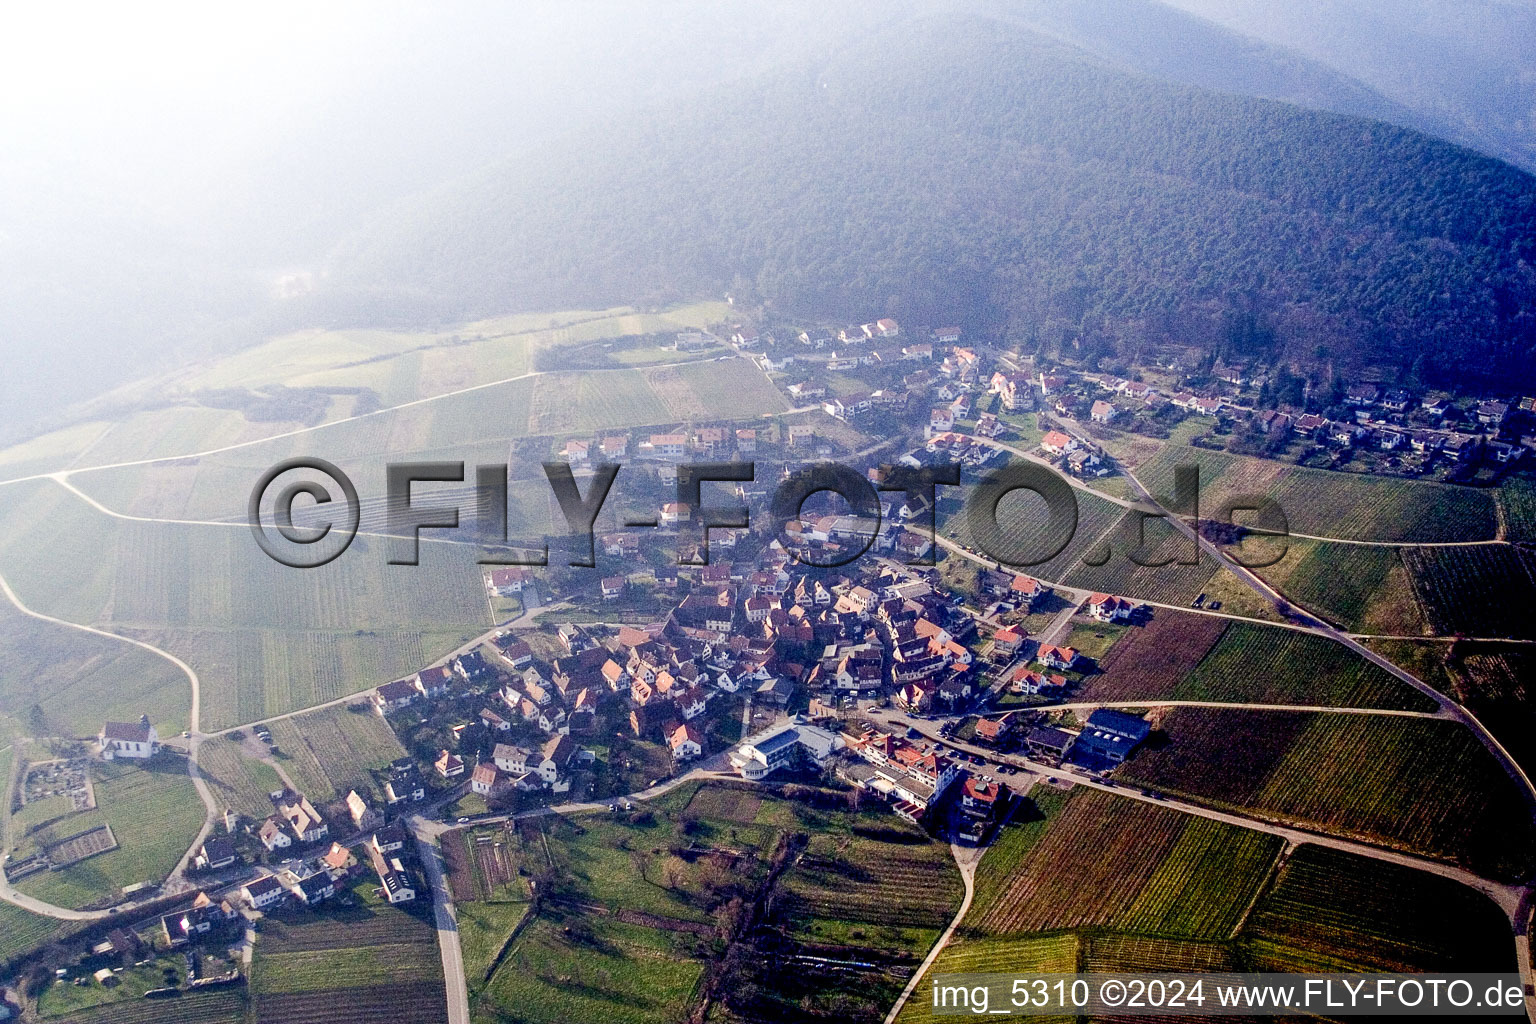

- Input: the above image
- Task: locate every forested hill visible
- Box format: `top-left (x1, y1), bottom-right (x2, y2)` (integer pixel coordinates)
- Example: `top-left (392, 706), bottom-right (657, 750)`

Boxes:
top-left (327, 13), bottom-right (1536, 389)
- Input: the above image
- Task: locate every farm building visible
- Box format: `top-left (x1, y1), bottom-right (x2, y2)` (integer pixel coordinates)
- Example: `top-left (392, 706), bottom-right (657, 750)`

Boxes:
top-left (1074, 709), bottom-right (1151, 764)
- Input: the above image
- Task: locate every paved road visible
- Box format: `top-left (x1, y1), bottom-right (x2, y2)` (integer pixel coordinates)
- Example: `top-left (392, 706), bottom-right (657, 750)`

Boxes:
top-left (974, 699), bottom-right (1448, 720)
top-left (411, 818), bottom-right (470, 1024)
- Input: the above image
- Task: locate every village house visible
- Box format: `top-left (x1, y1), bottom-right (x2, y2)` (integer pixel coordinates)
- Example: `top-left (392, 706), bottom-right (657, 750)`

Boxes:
top-left (1086, 594), bottom-right (1136, 623)
top-left (486, 567), bottom-right (533, 596)
top-left (373, 677), bottom-right (419, 715)
top-left (1025, 725), bottom-right (1077, 761)
top-left (194, 836), bottom-right (238, 871)
top-left (1040, 430), bottom-right (1077, 456)
top-left (435, 750), bottom-right (466, 778)
top-left (241, 874), bottom-right (287, 912)
top-left (257, 817), bottom-right (292, 852)
top-left (669, 722), bottom-right (705, 761)
top-left (471, 762), bottom-right (513, 800)
top-left (368, 844), bottom-right (417, 904)
top-left (275, 790), bottom-right (329, 844)
top-left (1036, 645), bottom-right (1080, 671)
top-left (1090, 400), bottom-right (1117, 423)
top-left (346, 790), bottom-right (383, 831)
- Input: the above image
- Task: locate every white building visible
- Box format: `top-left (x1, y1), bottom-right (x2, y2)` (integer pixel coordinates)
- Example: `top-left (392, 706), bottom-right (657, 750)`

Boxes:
top-left (729, 718), bottom-right (843, 781)
top-left (98, 716), bottom-right (158, 759)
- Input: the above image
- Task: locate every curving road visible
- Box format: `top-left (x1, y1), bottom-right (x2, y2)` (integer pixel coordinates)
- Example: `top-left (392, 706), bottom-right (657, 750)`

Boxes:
top-left (0, 571), bottom-right (219, 921)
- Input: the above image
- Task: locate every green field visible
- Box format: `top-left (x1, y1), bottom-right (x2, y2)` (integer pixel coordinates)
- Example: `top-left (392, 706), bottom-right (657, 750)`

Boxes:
top-left (14, 756), bottom-right (206, 909)
top-left (0, 898), bottom-right (78, 972)
top-left (1244, 844), bottom-right (1514, 972)
top-left (1138, 444), bottom-right (1499, 542)
top-left (1400, 545), bottom-right (1536, 640)
top-left (1256, 538), bottom-right (1426, 635)
top-left (1171, 622), bottom-right (1436, 710)
top-left (1499, 474), bottom-right (1536, 543)
top-left (777, 831), bottom-right (962, 954)
top-left (263, 702), bottom-right (409, 804)
top-left (1061, 513), bottom-right (1219, 606)
top-left (970, 789), bottom-right (1277, 939)
top-left (37, 987), bottom-right (249, 1024)
top-left (248, 874), bottom-right (445, 1024)
top-left (894, 934), bottom-right (1080, 1024)
top-left (459, 783), bottom-right (964, 1024)
top-left (478, 914), bottom-right (705, 1024)
top-left (1120, 710), bottom-right (1535, 880)
top-left (941, 482), bottom-right (1123, 585)
top-left (196, 736), bottom-right (288, 819)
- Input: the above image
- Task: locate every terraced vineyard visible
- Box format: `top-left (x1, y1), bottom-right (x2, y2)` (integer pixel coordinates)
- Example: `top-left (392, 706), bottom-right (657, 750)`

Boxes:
top-left (777, 833), bottom-right (963, 934)
top-left (1171, 623), bottom-right (1435, 710)
top-left (1062, 514), bottom-right (1219, 605)
top-left (1137, 445), bottom-right (1499, 542)
top-left (972, 791), bottom-right (1183, 935)
top-left (1083, 933), bottom-right (1241, 973)
top-left (45, 988), bottom-right (250, 1024)
top-left (1244, 845), bottom-right (1515, 973)
top-left (1077, 611), bottom-right (1227, 702)
top-left (250, 876), bottom-right (445, 1024)
top-left (1255, 538), bottom-right (1424, 635)
top-left (265, 702), bottom-right (408, 803)
top-left (1119, 819), bottom-right (1283, 939)
top-left (1121, 710), bottom-right (1536, 880)
top-left (1401, 545), bottom-right (1536, 640)
top-left (195, 736), bottom-right (287, 818)
top-left (894, 935), bottom-right (1080, 1024)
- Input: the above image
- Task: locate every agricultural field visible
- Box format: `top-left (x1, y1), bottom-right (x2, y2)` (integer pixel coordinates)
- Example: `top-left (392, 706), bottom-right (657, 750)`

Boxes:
top-left (1243, 845), bottom-right (1515, 973)
top-left (129, 626), bottom-right (473, 733)
top-left (1137, 444), bottom-right (1499, 542)
top-left (1118, 819), bottom-right (1283, 940)
top-left (1498, 474), bottom-right (1536, 543)
top-left (249, 875), bottom-right (445, 1023)
top-left (1171, 623), bottom-right (1436, 710)
top-left (775, 831), bottom-right (963, 953)
top-left (195, 736), bottom-right (288, 819)
top-left (663, 358), bottom-right (788, 419)
top-left (894, 935), bottom-right (1079, 1024)
top-left (1121, 710), bottom-right (1536, 880)
top-left (461, 783), bottom-right (962, 1024)
top-left (1363, 638), bottom-right (1457, 695)
top-left (1401, 545), bottom-right (1536, 640)
top-left (943, 484), bottom-right (1123, 587)
top-left (1449, 644), bottom-right (1536, 779)
top-left (1062, 513), bottom-right (1220, 606)
top-left (1255, 538), bottom-right (1425, 635)
top-left (970, 789), bottom-right (1274, 938)
top-left (263, 702), bottom-right (408, 804)
top-left (477, 915), bottom-right (705, 1024)
top-left (1077, 611), bottom-right (1227, 702)
top-left (13, 756), bottom-right (206, 910)
top-left (0, 478), bottom-right (488, 730)
top-left (0, 899), bottom-right (78, 973)
top-left (1082, 932), bottom-right (1242, 973)
top-left (441, 823), bottom-right (532, 903)
top-left (38, 987), bottom-right (250, 1024)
